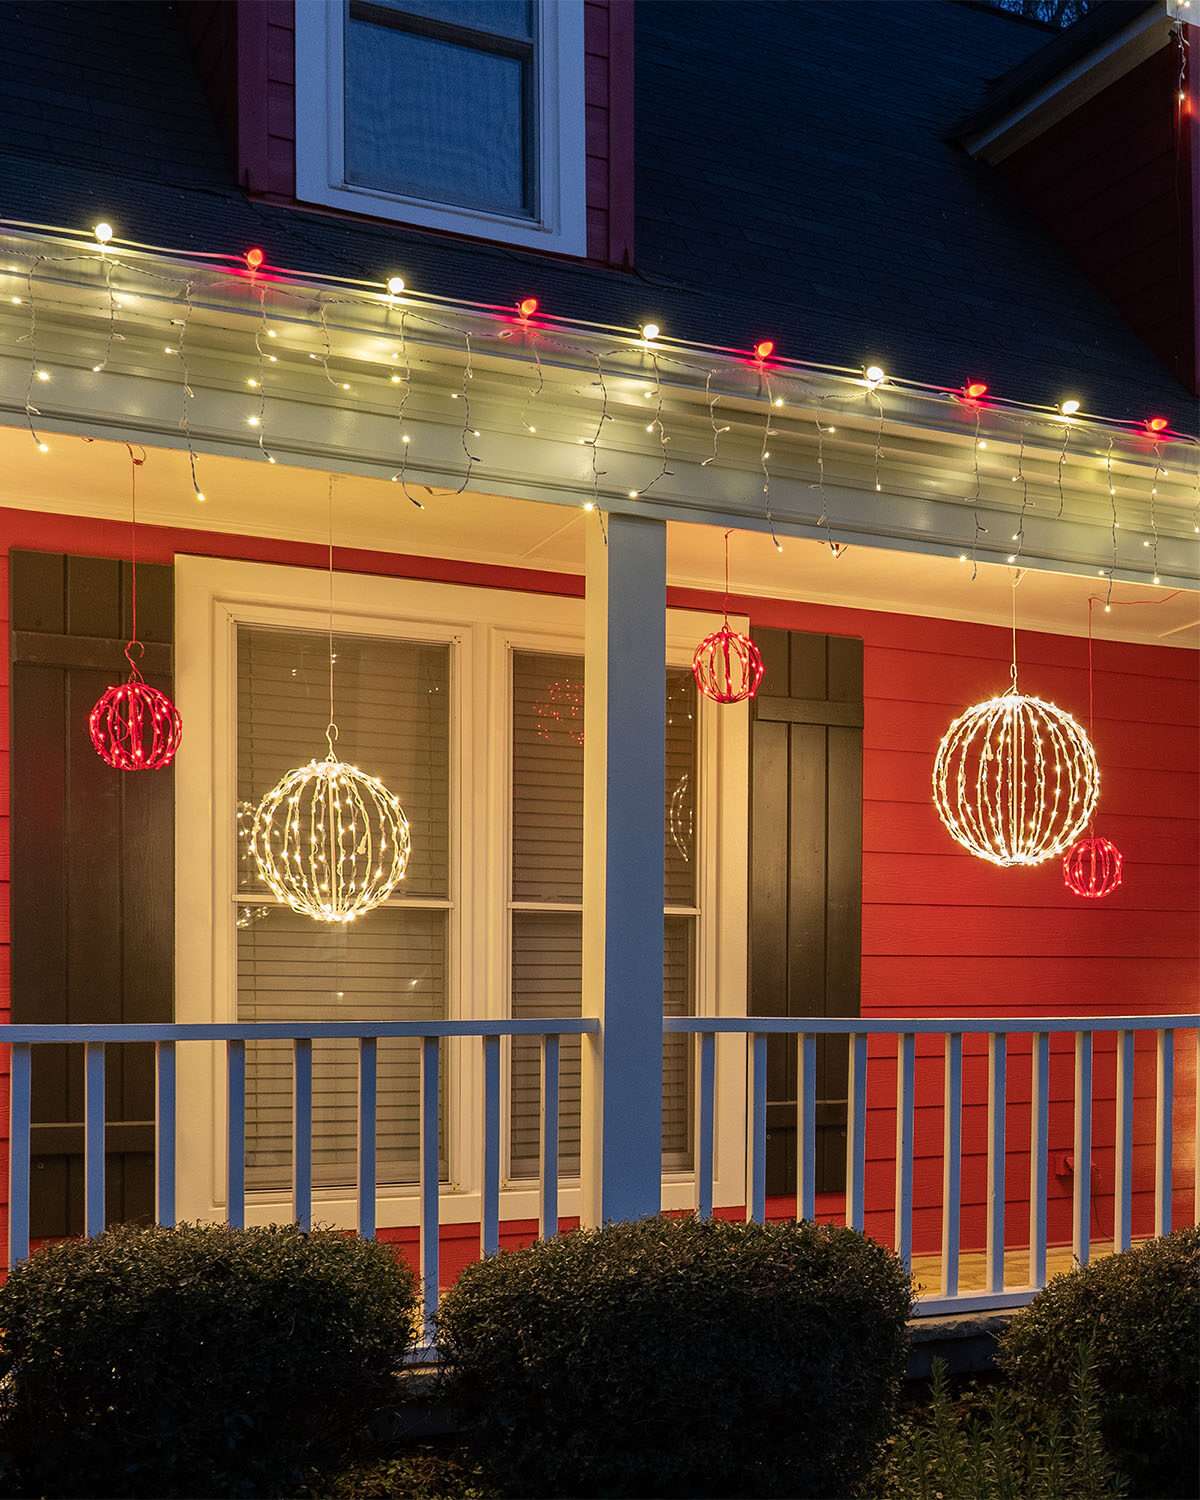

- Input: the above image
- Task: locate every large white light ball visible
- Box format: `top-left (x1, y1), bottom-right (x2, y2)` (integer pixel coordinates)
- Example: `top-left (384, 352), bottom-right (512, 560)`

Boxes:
top-left (251, 755), bottom-right (411, 922)
top-left (932, 690), bottom-right (1099, 867)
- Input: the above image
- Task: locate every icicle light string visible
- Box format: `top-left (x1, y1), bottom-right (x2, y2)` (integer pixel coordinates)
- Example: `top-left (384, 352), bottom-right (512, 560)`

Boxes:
top-left (1105, 434), bottom-right (1118, 609)
top-left (1146, 440), bottom-right (1162, 581)
top-left (519, 329), bottom-right (544, 434)
top-left (388, 309), bottom-right (423, 509)
top-left (90, 255), bottom-right (123, 374)
top-left (870, 386), bottom-right (885, 493)
top-left (251, 283), bottom-right (276, 465)
top-left (20, 254), bottom-right (48, 451)
top-left (1008, 422), bottom-right (1030, 563)
top-left (759, 371), bottom-right (782, 552)
top-left (701, 368), bottom-right (730, 467)
top-left (634, 349), bottom-right (673, 497)
top-left (1055, 420), bottom-right (1070, 517)
top-left (173, 279), bottom-right (205, 500)
top-left (450, 331), bottom-right (482, 495)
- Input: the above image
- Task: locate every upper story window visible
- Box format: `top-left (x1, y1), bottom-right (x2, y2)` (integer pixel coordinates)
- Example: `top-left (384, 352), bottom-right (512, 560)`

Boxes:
top-left (295, 0), bottom-right (587, 254)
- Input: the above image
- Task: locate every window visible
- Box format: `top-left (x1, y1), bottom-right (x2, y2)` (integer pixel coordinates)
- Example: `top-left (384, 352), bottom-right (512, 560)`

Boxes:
top-left (295, 0), bottom-right (587, 254)
top-left (174, 559), bottom-right (747, 1227)
top-left (508, 653), bottom-right (699, 1178)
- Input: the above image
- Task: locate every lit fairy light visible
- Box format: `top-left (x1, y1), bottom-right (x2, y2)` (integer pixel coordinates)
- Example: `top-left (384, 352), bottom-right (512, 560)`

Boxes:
top-left (535, 678), bottom-right (585, 746)
top-left (669, 771), bottom-right (694, 862)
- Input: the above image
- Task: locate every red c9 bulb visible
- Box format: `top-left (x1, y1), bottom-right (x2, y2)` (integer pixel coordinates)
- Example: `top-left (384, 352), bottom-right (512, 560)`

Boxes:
top-left (518, 297), bottom-right (539, 318)
top-left (753, 340), bottom-right (775, 361)
top-left (245, 248), bottom-right (264, 270)
top-left (1146, 416), bottom-right (1169, 432)
top-left (965, 381), bottom-right (988, 399)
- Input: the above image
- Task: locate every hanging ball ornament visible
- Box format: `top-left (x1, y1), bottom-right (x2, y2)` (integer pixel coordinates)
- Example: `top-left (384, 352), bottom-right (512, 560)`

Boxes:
top-left (251, 750), bottom-right (411, 923)
top-left (1063, 834), bottom-right (1123, 899)
top-left (932, 689), bottom-right (1099, 867)
top-left (89, 651), bottom-right (183, 771)
top-left (692, 622), bottom-right (765, 705)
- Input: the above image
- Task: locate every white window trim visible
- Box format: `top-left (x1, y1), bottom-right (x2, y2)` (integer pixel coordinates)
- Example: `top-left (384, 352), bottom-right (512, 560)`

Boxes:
top-left (174, 555), bottom-right (748, 1228)
top-left (294, 0), bottom-right (588, 256)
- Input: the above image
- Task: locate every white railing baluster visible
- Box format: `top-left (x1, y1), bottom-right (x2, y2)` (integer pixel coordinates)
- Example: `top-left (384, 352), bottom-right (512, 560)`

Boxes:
top-left (747, 1033), bottom-right (767, 1223)
top-left (895, 1033), bottom-right (915, 1271)
top-left (481, 1034), bottom-right (500, 1256)
top-left (986, 1033), bottom-right (1006, 1295)
top-left (1029, 1032), bottom-right (1049, 1288)
top-left (357, 1037), bottom-right (377, 1240)
top-left (419, 1035), bottom-right (440, 1335)
top-left (227, 1039), bottom-right (245, 1230)
top-left (540, 1034), bottom-right (560, 1239)
top-left (84, 1041), bottom-right (106, 1238)
top-left (847, 1032), bottom-right (868, 1233)
top-left (942, 1032), bottom-right (962, 1297)
top-left (8, 1042), bottom-right (31, 1266)
top-left (1114, 1029), bottom-right (1134, 1252)
top-left (697, 1031), bottom-right (714, 1221)
top-left (1156, 1028), bottom-right (1174, 1237)
top-left (156, 1040), bottom-right (176, 1228)
top-left (797, 1032), bottom-right (816, 1223)
top-left (293, 1037), bottom-right (313, 1232)
top-left (1073, 1031), bottom-right (1092, 1266)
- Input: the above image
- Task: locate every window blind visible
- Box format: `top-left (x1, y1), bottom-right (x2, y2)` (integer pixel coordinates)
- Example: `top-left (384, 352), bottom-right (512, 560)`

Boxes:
top-left (236, 625), bottom-right (450, 1190)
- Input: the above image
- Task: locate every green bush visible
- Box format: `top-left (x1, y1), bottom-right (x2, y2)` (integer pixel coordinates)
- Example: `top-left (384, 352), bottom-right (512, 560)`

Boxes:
top-left (436, 1214), bottom-right (914, 1498)
top-left (0, 1221), bottom-right (420, 1499)
top-left (874, 1350), bottom-right (1127, 1500)
top-left (998, 1226), bottom-right (1200, 1499)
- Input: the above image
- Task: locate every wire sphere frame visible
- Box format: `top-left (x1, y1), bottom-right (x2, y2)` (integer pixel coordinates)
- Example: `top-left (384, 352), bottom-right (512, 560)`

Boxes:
top-left (251, 753), bottom-right (412, 923)
top-left (89, 665), bottom-right (183, 771)
top-left (692, 622), bottom-right (765, 705)
top-left (1063, 834), bottom-right (1124, 899)
top-left (932, 688), bottom-right (1099, 867)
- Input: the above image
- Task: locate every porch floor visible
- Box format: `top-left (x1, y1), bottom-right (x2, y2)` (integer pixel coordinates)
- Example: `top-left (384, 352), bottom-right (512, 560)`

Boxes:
top-left (910, 1238), bottom-right (1128, 1299)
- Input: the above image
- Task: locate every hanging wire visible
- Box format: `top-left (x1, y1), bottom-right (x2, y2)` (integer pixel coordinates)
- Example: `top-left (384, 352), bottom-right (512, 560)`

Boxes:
top-left (388, 309), bottom-right (423, 508)
top-left (701, 369), bottom-right (730, 467)
top-left (326, 474), bottom-right (338, 754)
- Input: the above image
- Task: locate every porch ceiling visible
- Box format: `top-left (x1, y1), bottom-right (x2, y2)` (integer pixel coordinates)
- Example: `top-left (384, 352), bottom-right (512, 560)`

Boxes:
top-left (4, 431), bottom-right (1196, 650)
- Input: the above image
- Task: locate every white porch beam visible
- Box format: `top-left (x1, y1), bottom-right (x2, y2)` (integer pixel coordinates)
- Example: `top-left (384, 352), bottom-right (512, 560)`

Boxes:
top-left (580, 512), bottom-right (666, 1227)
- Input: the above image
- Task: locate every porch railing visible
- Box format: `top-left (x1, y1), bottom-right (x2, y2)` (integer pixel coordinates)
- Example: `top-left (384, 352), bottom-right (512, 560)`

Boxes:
top-left (4, 1019), bottom-right (598, 1331)
top-left (4, 1014), bottom-right (1197, 1326)
top-left (672, 1015), bottom-right (1199, 1316)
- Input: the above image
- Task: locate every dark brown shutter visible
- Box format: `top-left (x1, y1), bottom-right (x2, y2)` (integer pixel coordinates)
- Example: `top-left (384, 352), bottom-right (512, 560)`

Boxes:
top-left (10, 550), bottom-right (175, 1236)
top-left (747, 629), bottom-right (863, 1196)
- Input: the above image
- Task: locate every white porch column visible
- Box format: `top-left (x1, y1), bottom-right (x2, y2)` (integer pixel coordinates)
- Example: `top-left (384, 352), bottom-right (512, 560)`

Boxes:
top-left (580, 512), bottom-right (666, 1227)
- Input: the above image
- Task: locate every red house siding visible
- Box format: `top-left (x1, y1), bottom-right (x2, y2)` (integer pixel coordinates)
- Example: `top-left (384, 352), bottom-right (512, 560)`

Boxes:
top-left (219, 0), bottom-right (633, 265)
top-left (0, 515), bottom-right (1195, 1267)
top-left (994, 34), bottom-right (1200, 396)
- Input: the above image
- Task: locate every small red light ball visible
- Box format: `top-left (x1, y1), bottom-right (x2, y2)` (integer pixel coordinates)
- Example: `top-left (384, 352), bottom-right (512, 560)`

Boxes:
top-left (692, 623), bottom-right (765, 705)
top-left (89, 678), bottom-right (183, 770)
top-left (754, 340), bottom-right (775, 361)
top-left (518, 297), bottom-right (539, 318)
top-left (1146, 416), bottom-right (1169, 432)
top-left (245, 248), bottom-right (264, 270)
top-left (1063, 835), bottom-right (1123, 899)
top-left (966, 381), bottom-right (988, 399)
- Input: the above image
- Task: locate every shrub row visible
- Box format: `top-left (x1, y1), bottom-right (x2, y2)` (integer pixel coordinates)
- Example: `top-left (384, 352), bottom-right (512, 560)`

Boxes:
top-left (0, 1217), bottom-right (1194, 1498)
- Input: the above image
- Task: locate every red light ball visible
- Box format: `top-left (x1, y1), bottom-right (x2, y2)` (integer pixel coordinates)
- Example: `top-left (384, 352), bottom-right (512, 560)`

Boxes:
top-left (89, 677), bottom-right (183, 770)
top-left (692, 623), bottom-right (765, 704)
top-left (965, 381), bottom-right (988, 399)
top-left (1146, 416), bottom-right (1169, 433)
top-left (754, 340), bottom-right (775, 361)
top-left (1063, 835), bottom-right (1123, 899)
top-left (518, 297), bottom-right (539, 318)
top-left (245, 248), bottom-right (264, 270)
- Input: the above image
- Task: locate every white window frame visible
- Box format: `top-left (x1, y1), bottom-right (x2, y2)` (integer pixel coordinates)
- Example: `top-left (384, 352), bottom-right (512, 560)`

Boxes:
top-left (294, 0), bottom-right (588, 256)
top-left (174, 555), bottom-right (747, 1228)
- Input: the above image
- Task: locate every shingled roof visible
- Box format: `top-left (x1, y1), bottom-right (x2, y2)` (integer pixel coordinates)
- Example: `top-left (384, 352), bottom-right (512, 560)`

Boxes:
top-left (0, 0), bottom-right (1193, 427)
